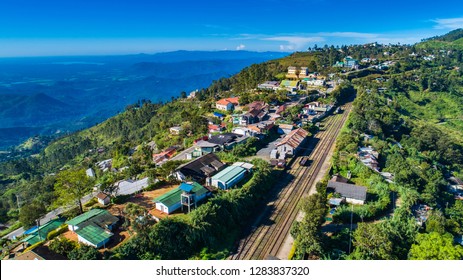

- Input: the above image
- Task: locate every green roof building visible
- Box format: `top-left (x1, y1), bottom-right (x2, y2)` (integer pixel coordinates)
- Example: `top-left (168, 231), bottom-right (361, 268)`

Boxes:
top-left (75, 225), bottom-right (113, 249)
top-left (67, 208), bottom-right (119, 248)
top-left (210, 165), bottom-right (247, 190)
top-left (154, 182), bottom-right (210, 214)
top-left (21, 218), bottom-right (65, 245)
top-left (280, 80), bottom-right (300, 92)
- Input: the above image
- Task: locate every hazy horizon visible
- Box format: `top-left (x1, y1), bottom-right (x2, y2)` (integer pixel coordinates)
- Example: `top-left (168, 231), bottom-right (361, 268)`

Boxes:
top-left (1, 0), bottom-right (462, 57)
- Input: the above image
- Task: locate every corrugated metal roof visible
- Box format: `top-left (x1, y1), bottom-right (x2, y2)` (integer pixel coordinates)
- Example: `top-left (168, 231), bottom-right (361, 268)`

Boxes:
top-left (211, 165), bottom-right (246, 184)
top-left (232, 162), bottom-right (254, 170)
top-left (116, 177), bottom-right (149, 196)
top-left (67, 209), bottom-right (104, 226)
top-left (276, 128), bottom-right (308, 149)
top-left (327, 182), bottom-right (367, 201)
top-left (21, 218), bottom-right (65, 245)
top-left (280, 80), bottom-right (299, 87)
top-left (154, 182), bottom-right (209, 208)
top-left (154, 188), bottom-right (183, 208)
top-left (175, 153), bottom-right (224, 181)
top-left (67, 209), bottom-right (116, 227)
top-left (179, 183), bottom-right (194, 193)
top-left (76, 225), bottom-right (113, 246)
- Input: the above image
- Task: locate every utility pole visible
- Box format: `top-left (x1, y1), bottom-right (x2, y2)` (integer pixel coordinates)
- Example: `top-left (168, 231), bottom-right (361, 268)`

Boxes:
top-left (348, 204), bottom-right (354, 254)
top-left (36, 219), bottom-right (42, 242)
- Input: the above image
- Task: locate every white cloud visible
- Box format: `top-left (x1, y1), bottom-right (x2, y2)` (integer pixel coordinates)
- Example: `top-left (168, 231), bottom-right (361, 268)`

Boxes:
top-left (317, 32), bottom-right (379, 39)
top-left (236, 44), bottom-right (246, 50)
top-left (432, 17), bottom-right (463, 29)
top-left (263, 36), bottom-right (324, 44)
top-left (263, 36), bottom-right (324, 50)
top-left (279, 45), bottom-right (294, 51)
top-left (373, 36), bottom-right (423, 45)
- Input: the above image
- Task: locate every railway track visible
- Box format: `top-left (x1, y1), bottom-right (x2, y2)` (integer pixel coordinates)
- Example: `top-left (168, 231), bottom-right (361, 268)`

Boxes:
top-left (230, 103), bottom-right (352, 260)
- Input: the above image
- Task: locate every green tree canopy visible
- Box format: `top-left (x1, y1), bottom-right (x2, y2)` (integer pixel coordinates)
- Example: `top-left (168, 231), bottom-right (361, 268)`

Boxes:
top-left (54, 169), bottom-right (92, 214)
top-left (68, 244), bottom-right (101, 260)
top-left (351, 222), bottom-right (395, 260)
top-left (19, 201), bottom-right (46, 228)
top-left (408, 232), bottom-right (463, 260)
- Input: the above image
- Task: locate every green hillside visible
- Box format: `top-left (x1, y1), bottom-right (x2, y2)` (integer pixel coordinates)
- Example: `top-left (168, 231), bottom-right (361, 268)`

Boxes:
top-left (417, 28), bottom-right (463, 50)
top-left (2, 30), bottom-right (463, 260)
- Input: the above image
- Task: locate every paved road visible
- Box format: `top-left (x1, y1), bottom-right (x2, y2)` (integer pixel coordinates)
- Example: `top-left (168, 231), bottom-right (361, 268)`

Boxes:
top-left (170, 146), bottom-right (195, 161)
top-left (5, 192), bottom-right (97, 240)
top-left (255, 135), bottom-right (283, 161)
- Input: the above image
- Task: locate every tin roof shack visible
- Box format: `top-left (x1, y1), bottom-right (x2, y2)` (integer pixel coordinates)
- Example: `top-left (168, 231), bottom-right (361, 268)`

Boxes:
top-left (412, 204), bottom-right (432, 226)
top-left (67, 209), bottom-right (119, 248)
top-left (96, 192), bottom-right (110, 205)
top-left (357, 146), bottom-right (380, 172)
top-left (152, 146), bottom-right (177, 165)
top-left (277, 123), bottom-right (294, 134)
top-left (327, 181), bottom-right (367, 205)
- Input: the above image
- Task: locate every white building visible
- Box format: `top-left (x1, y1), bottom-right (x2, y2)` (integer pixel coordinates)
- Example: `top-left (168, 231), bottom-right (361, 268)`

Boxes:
top-left (258, 81), bottom-right (280, 91)
top-left (86, 168), bottom-right (96, 178)
top-left (96, 192), bottom-right (110, 205)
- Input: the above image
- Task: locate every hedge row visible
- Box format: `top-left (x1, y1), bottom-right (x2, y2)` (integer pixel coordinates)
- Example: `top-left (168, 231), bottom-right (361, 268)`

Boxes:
top-left (47, 224), bottom-right (69, 240)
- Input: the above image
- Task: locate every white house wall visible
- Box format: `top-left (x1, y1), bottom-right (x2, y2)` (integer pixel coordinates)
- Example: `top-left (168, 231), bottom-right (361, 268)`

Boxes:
top-left (346, 198), bottom-right (365, 205)
top-left (156, 201), bottom-right (182, 214)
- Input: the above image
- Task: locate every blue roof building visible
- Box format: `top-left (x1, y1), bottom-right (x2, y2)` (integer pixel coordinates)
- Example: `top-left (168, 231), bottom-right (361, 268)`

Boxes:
top-left (213, 112), bottom-right (224, 118)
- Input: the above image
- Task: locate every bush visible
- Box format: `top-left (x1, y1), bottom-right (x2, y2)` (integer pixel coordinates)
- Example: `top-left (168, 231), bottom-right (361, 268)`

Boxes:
top-left (144, 180), bottom-right (167, 191)
top-left (111, 194), bottom-right (131, 205)
top-left (61, 207), bottom-right (81, 220)
top-left (47, 224), bottom-right (69, 240)
top-left (83, 197), bottom-right (98, 208)
top-left (68, 244), bottom-right (101, 260)
top-left (49, 238), bottom-right (77, 257)
top-left (24, 240), bottom-right (45, 252)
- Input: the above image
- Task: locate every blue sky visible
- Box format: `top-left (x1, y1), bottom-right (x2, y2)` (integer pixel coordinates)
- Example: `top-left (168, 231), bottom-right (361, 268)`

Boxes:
top-left (1, 0), bottom-right (463, 57)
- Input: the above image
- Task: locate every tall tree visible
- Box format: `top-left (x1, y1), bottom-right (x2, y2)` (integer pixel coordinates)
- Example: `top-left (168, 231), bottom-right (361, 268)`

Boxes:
top-left (409, 232), bottom-right (463, 260)
top-left (54, 169), bottom-right (92, 214)
top-left (19, 201), bottom-right (46, 228)
top-left (350, 222), bottom-right (395, 260)
top-left (291, 193), bottom-right (327, 259)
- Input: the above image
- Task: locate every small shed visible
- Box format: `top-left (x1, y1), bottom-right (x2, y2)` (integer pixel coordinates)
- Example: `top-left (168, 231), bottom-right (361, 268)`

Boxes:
top-left (86, 168), bottom-right (95, 178)
top-left (328, 197), bottom-right (345, 206)
top-left (96, 192), bottom-right (110, 206)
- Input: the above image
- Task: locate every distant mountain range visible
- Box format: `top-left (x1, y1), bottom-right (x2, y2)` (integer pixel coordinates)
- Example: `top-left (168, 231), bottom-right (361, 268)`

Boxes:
top-left (0, 50), bottom-right (287, 149)
top-left (0, 93), bottom-right (74, 124)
